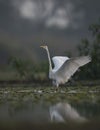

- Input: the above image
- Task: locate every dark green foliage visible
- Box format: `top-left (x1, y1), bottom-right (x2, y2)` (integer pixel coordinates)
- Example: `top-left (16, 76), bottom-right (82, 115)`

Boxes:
top-left (77, 39), bottom-right (90, 56)
top-left (8, 57), bottom-right (35, 80)
top-left (8, 57), bottom-right (48, 80)
top-left (34, 62), bottom-right (48, 73)
top-left (77, 20), bottom-right (100, 79)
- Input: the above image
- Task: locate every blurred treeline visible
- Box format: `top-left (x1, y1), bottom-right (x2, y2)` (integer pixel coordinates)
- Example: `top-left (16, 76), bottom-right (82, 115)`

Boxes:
top-left (77, 19), bottom-right (100, 80)
top-left (0, 20), bottom-right (100, 81)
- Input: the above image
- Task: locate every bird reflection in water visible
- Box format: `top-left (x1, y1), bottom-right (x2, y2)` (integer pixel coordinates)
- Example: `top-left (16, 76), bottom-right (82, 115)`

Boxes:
top-left (0, 102), bottom-right (88, 124)
top-left (49, 102), bottom-right (87, 123)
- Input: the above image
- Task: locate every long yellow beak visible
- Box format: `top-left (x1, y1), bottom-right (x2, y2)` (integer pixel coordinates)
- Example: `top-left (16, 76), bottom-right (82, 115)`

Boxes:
top-left (40, 45), bottom-right (44, 47)
top-left (40, 45), bottom-right (46, 48)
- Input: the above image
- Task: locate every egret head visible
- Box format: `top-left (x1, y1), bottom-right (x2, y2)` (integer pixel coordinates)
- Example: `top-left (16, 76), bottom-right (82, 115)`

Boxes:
top-left (40, 45), bottom-right (48, 50)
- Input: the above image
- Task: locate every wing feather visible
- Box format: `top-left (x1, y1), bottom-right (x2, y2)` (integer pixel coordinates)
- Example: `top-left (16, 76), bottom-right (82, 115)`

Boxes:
top-left (55, 56), bottom-right (91, 82)
top-left (52, 56), bottom-right (69, 72)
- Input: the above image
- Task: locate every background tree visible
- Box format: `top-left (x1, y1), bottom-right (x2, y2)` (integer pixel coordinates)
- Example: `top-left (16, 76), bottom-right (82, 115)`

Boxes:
top-left (8, 57), bottom-right (48, 81)
top-left (89, 21), bottom-right (100, 79)
top-left (8, 57), bottom-right (34, 80)
top-left (77, 19), bottom-right (100, 80)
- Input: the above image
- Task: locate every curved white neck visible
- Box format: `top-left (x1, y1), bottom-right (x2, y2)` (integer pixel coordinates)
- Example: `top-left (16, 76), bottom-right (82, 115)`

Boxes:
top-left (46, 47), bottom-right (52, 72)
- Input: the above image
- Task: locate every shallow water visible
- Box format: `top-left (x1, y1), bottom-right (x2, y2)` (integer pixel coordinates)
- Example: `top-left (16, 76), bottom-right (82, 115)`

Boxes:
top-left (0, 85), bottom-right (100, 124)
top-left (0, 100), bottom-right (100, 123)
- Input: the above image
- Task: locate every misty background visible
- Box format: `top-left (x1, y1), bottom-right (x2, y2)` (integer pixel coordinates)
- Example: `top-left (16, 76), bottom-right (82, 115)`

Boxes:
top-left (0, 0), bottom-right (100, 62)
top-left (0, 0), bottom-right (100, 81)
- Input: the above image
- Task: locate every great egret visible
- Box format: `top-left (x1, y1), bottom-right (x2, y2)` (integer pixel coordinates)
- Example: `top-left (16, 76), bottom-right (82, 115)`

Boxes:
top-left (40, 45), bottom-right (91, 87)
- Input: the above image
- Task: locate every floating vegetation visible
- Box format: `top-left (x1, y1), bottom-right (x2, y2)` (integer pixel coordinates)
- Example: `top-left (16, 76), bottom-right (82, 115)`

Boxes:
top-left (0, 85), bottom-right (100, 105)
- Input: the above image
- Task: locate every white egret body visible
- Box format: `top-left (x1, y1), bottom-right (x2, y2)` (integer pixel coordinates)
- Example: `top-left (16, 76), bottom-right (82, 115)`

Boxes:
top-left (40, 45), bottom-right (91, 87)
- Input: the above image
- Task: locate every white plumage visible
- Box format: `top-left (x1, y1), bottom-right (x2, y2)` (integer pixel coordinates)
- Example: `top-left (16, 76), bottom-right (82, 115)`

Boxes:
top-left (40, 45), bottom-right (91, 87)
top-left (52, 56), bottom-right (69, 72)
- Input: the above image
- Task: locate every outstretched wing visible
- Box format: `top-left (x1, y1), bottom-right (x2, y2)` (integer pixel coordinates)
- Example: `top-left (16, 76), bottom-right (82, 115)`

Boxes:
top-left (56, 56), bottom-right (91, 82)
top-left (52, 56), bottom-right (69, 72)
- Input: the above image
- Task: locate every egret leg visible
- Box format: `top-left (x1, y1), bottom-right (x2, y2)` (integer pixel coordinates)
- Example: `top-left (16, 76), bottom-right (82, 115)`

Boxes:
top-left (55, 83), bottom-right (59, 92)
top-left (52, 80), bottom-right (59, 92)
top-left (55, 87), bottom-right (59, 92)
